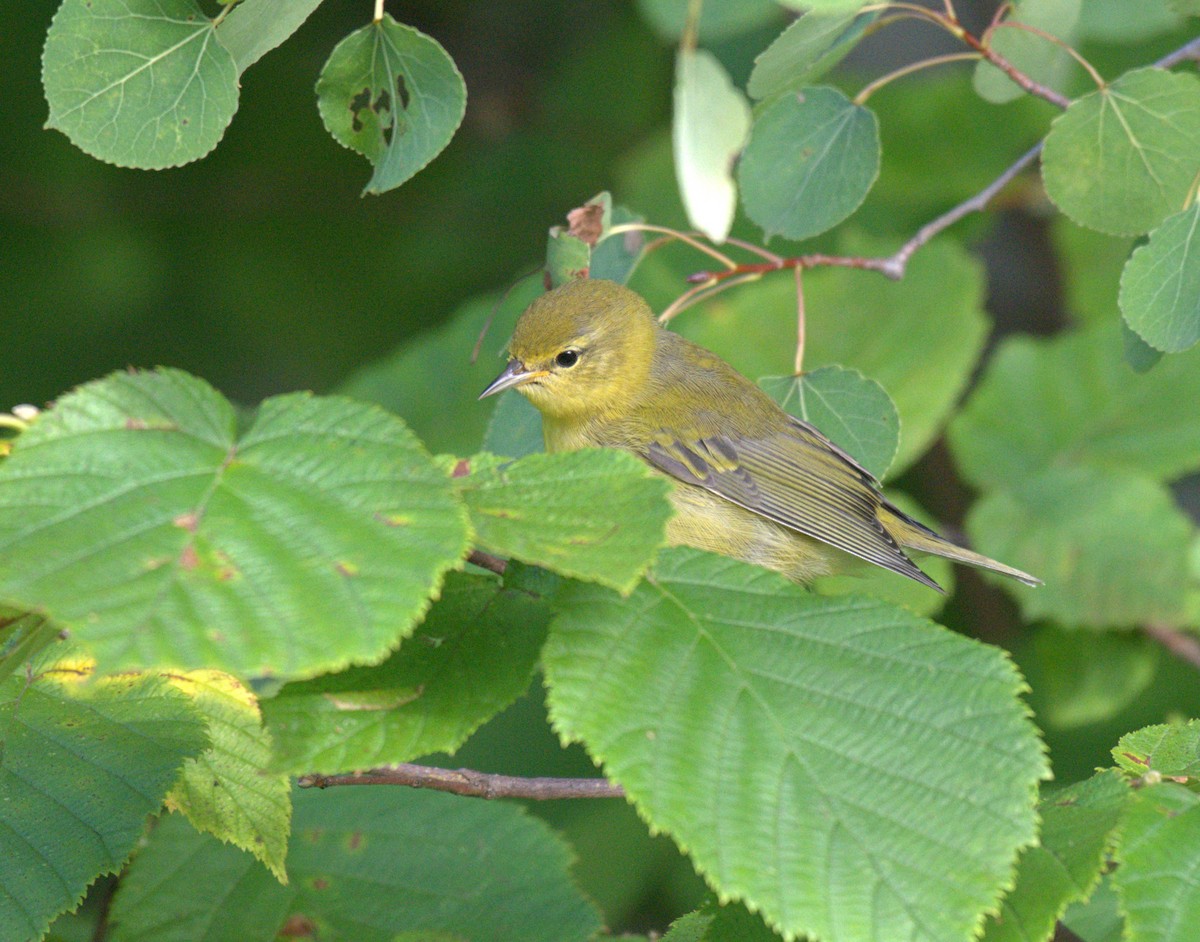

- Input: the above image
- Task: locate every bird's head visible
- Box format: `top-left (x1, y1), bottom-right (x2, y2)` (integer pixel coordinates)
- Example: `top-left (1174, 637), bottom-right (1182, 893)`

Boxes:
top-left (480, 279), bottom-right (658, 419)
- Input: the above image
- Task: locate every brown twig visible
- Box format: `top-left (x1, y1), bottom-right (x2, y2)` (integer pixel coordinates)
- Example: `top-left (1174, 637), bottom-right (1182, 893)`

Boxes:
top-left (298, 762), bottom-right (626, 800)
top-left (958, 29), bottom-right (1071, 108)
top-left (467, 549), bottom-right (508, 576)
top-left (1143, 623), bottom-right (1200, 671)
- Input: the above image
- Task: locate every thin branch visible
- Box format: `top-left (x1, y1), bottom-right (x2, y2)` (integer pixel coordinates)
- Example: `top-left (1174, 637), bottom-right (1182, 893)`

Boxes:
top-left (793, 266), bottom-right (806, 375)
top-left (467, 549), bottom-right (508, 576)
top-left (855, 51), bottom-right (981, 105)
top-left (1143, 623), bottom-right (1200, 671)
top-left (991, 20), bottom-right (1105, 90)
top-left (298, 763), bottom-right (626, 800)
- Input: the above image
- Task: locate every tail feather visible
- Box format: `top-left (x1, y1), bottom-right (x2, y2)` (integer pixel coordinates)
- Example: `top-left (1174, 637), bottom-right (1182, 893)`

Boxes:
top-left (879, 503), bottom-right (1042, 588)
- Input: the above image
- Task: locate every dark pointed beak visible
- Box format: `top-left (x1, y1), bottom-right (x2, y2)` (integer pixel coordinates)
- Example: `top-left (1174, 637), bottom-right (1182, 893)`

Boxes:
top-left (479, 359), bottom-right (540, 399)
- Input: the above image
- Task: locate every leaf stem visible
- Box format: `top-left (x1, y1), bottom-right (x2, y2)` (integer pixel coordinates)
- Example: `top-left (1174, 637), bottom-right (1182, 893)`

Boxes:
top-left (467, 549), bottom-right (508, 576)
top-left (373, 0), bottom-right (385, 23)
top-left (854, 51), bottom-right (981, 105)
top-left (793, 267), bottom-right (806, 375)
top-left (607, 223), bottom-right (738, 271)
top-left (298, 762), bottom-right (626, 800)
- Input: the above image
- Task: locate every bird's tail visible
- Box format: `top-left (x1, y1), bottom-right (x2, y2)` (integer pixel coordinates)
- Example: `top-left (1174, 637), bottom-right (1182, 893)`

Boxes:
top-left (880, 502), bottom-right (1042, 588)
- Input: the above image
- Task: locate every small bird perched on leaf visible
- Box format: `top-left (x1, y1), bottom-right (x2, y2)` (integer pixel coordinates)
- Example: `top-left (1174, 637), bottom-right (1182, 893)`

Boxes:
top-left (480, 278), bottom-right (1039, 591)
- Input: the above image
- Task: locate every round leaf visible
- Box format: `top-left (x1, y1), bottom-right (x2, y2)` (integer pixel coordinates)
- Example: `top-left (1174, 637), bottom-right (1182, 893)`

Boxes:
top-left (738, 86), bottom-right (880, 240)
top-left (1119, 202), bottom-right (1200, 353)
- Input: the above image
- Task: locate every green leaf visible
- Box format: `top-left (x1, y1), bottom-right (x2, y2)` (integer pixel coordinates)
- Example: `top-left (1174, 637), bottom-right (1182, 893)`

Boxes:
top-left (1113, 720), bottom-right (1200, 780)
top-left (456, 450), bottom-right (672, 593)
top-left (546, 230), bottom-right (591, 287)
top-left (482, 391), bottom-right (544, 459)
top-left (0, 369), bottom-right (470, 680)
top-left (759, 365), bottom-right (900, 480)
top-left (0, 669), bottom-right (208, 942)
top-left (780, 0), bottom-right (873, 10)
top-left (967, 467), bottom-right (1194, 627)
top-left (662, 900), bottom-right (780, 941)
top-left (973, 0), bottom-right (1081, 105)
top-left (673, 48), bottom-right (751, 243)
top-left (635, 0), bottom-right (782, 41)
top-left (981, 770), bottom-right (1130, 942)
top-left (1052, 218), bottom-right (1136, 325)
top-left (1171, 0), bottom-right (1200, 14)
top-left (592, 205), bottom-right (648, 284)
top-left (263, 572), bottom-right (548, 774)
top-left (1031, 627), bottom-right (1159, 729)
top-left (108, 814), bottom-right (294, 942)
top-left (738, 87), bottom-right (880, 240)
top-left (316, 15), bottom-right (466, 195)
top-left (1062, 875), bottom-right (1124, 942)
top-left (164, 670), bottom-right (290, 881)
top-left (1113, 783), bottom-right (1200, 942)
top-left (949, 322), bottom-right (1200, 489)
top-left (216, 0), bottom-right (325, 74)
top-left (544, 547), bottom-right (1048, 942)
top-left (42, 0), bottom-right (238, 169)
top-left (1079, 0), bottom-right (1183, 41)
top-left (747, 10), bottom-right (876, 101)
top-left (1042, 68), bottom-right (1200, 235)
top-left (285, 786), bottom-right (603, 942)
top-left (1119, 202), bottom-right (1200, 353)
top-left (1123, 319), bottom-right (1166, 372)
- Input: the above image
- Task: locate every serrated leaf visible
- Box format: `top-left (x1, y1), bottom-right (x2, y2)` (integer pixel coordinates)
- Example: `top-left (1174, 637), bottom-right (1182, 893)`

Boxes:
top-left (662, 900), bottom-right (780, 941)
top-left (973, 0), bottom-right (1081, 105)
top-left (456, 449), bottom-right (672, 593)
top-left (1119, 202), bottom-right (1200, 353)
top-left (482, 391), bottom-right (544, 459)
top-left (0, 369), bottom-right (470, 680)
top-left (544, 547), bottom-right (1048, 942)
top-left (164, 670), bottom-right (290, 881)
top-left (42, 0), bottom-right (238, 169)
top-left (748, 10), bottom-right (876, 101)
top-left (263, 572), bottom-right (548, 774)
top-left (1041, 68), bottom-right (1200, 235)
top-left (967, 467), bottom-right (1194, 627)
top-left (738, 87), bottom-right (880, 240)
top-left (1032, 627), bottom-right (1159, 729)
top-left (949, 322), bottom-right (1200, 489)
top-left (759, 366), bottom-right (899, 480)
top-left (673, 48), bottom-right (751, 244)
top-left (982, 770), bottom-right (1130, 942)
top-left (316, 15), bottom-right (466, 195)
top-left (1113, 783), bottom-right (1200, 942)
top-left (216, 0), bottom-right (324, 74)
top-left (1113, 720), bottom-right (1200, 780)
top-left (108, 813), bottom-right (294, 942)
top-left (0, 669), bottom-right (208, 942)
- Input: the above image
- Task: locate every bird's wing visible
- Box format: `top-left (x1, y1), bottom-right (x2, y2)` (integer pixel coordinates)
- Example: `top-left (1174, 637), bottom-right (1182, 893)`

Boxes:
top-left (642, 419), bottom-right (939, 589)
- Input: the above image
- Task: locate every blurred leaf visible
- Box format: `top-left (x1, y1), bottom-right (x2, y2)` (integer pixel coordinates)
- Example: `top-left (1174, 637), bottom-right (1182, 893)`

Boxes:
top-left (759, 365), bottom-right (900, 480)
top-left (1032, 627), bottom-right (1160, 728)
top-left (316, 15), bottom-right (466, 195)
top-left (1052, 218), bottom-right (1135, 325)
top-left (1113, 783), bottom-right (1200, 942)
top-left (949, 323), bottom-right (1200, 489)
top-left (1062, 876), bottom-right (1124, 942)
top-left (217, 0), bottom-right (325, 73)
top-left (0, 369), bottom-right (470, 680)
top-left (592, 205), bottom-right (648, 284)
top-left (1078, 0), bottom-right (1183, 41)
top-left (456, 450), bottom-right (672, 593)
top-left (1123, 319), bottom-right (1166, 371)
top-left (285, 786), bottom-right (603, 942)
top-left (1171, 0), bottom-right (1200, 13)
top-left (673, 48), bottom-right (751, 243)
top-left (483, 391), bottom-right (545, 458)
top-left (42, 0), bottom-right (238, 169)
top-left (662, 900), bottom-right (780, 941)
top-left (1042, 68), bottom-right (1200, 235)
top-left (780, 0), bottom-right (873, 10)
top-left (164, 670), bottom-right (290, 881)
top-left (635, 0), bottom-right (781, 41)
top-left (544, 547), bottom-right (1047, 942)
top-left (967, 467), bottom-right (1194, 627)
top-left (0, 669), bottom-right (207, 942)
top-left (981, 771), bottom-right (1129, 942)
top-left (974, 0), bottom-right (1081, 105)
top-left (546, 230), bottom-right (591, 287)
top-left (263, 572), bottom-right (548, 774)
top-left (109, 814), bottom-right (293, 942)
top-left (1113, 720), bottom-right (1200, 779)
top-left (747, 10), bottom-right (876, 100)
top-left (1119, 203), bottom-right (1200, 353)
top-left (738, 87), bottom-right (880, 240)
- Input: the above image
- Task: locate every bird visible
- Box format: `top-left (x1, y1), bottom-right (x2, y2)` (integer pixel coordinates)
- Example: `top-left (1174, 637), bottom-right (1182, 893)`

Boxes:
top-left (479, 278), bottom-right (1039, 591)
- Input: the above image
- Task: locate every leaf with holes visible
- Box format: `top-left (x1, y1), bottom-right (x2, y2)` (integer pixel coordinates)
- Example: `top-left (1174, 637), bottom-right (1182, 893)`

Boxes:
top-left (0, 667), bottom-right (207, 942)
top-left (316, 15), bottom-right (466, 195)
top-left (1042, 68), bottom-right (1200, 235)
top-left (544, 547), bottom-right (1048, 942)
top-left (42, 0), bottom-right (238, 168)
top-left (0, 368), bottom-right (470, 681)
top-left (1120, 202), bottom-right (1200, 353)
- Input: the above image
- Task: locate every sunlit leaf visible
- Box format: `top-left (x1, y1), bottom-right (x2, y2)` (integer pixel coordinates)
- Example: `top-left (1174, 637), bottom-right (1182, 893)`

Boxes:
top-left (216, 0), bottom-right (325, 73)
top-left (1113, 720), bottom-right (1200, 780)
top-left (1119, 202), bottom-right (1200, 353)
top-left (973, 0), bottom-right (1081, 105)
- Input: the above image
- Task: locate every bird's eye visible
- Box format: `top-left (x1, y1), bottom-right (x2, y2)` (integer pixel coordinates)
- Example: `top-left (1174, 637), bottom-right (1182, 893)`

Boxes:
top-left (555, 350), bottom-right (580, 368)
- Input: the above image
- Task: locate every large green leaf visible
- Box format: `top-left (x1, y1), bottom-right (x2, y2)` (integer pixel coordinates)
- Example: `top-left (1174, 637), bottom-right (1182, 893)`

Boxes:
top-left (42, 0), bottom-right (238, 169)
top-left (455, 450), bottom-right (672, 593)
top-left (544, 547), bottom-right (1048, 942)
top-left (316, 15), bottom-right (466, 195)
top-left (1042, 68), bottom-right (1200, 235)
top-left (747, 10), bottom-right (876, 101)
top-left (263, 572), bottom-right (548, 774)
top-left (948, 322), bottom-right (1200, 489)
top-left (1119, 202), bottom-right (1200, 353)
top-left (973, 0), bottom-right (1081, 105)
top-left (0, 669), bottom-right (208, 942)
top-left (759, 366), bottom-right (900, 481)
top-left (981, 771), bottom-right (1129, 942)
top-left (738, 87), bottom-right (880, 240)
top-left (0, 369), bottom-right (470, 680)
top-left (216, 0), bottom-right (325, 74)
top-left (967, 467), bottom-right (1194, 628)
